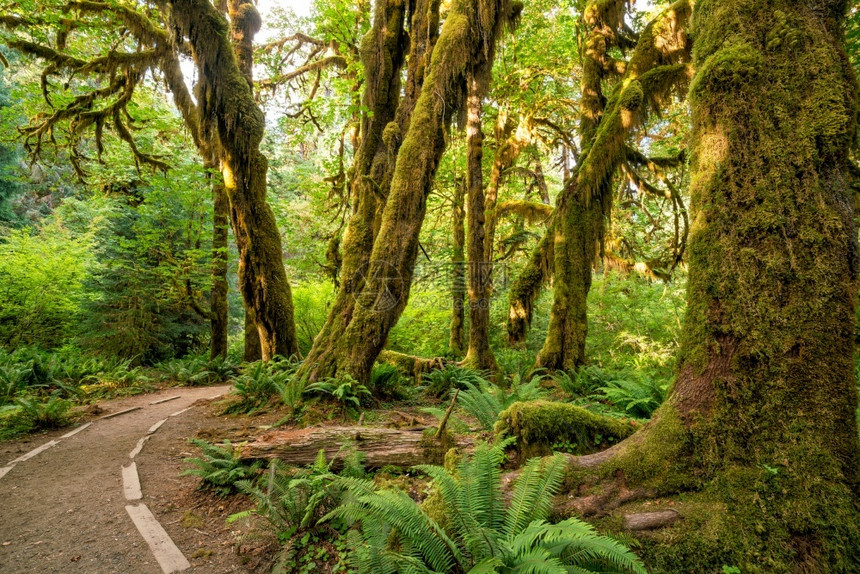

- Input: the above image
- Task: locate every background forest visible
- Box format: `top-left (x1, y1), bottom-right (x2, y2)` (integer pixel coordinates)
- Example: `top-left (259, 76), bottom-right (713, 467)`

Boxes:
top-left (0, 0), bottom-right (859, 572)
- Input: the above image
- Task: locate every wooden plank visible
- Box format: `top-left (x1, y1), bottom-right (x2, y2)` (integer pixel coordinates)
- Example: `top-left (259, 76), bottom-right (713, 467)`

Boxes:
top-left (129, 435), bottom-right (150, 459)
top-left (147, 419), bottom-right (168, 434)
top-left (8, 440), bottom-right (58, 465)
top-left (150, 396), bottom-right (181, 405)
top-left (100, 406), bottom-right (142, 420)
top-left (122, 462), bottom-right (142, 501)
top-left (125, 504), bottom-right (190, 573)
top-left (60, 422), bottom-right (92, 438)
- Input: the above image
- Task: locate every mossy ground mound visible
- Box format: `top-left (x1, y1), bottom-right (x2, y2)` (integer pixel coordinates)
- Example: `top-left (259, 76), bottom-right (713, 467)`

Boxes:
top-left (495, 400), bottom-right (639, 458)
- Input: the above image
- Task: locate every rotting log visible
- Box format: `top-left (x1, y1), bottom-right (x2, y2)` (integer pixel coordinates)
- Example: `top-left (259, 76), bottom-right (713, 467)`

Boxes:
top-left (240, 425), bottom-right (473, 468)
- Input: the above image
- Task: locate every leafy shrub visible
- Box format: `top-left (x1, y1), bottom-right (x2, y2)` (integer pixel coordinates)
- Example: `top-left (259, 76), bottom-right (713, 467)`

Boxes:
top-left (0, 394), bottom-right (73, 436)
top-left (182, 438), bottom-right (262, 496)
top-left (157, 352), bottom-right (238, 386)
top-left (225, 359), bottom-right (296, 414)
top-left (595, 373), bottom-right (667, 419)
top-left (423, 366), bottom-right (486, 398)
top-left (0, 222), bottom-right (91, 349)
top-left (455, 372), bottom-right (546, 431)
top-left (326, 441), bottom-right (646, 574)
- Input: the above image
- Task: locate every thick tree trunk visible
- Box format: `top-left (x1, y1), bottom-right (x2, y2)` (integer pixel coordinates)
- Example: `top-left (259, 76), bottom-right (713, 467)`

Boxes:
top-left (536, 189), bottom-right (596, 370)
top-left (171, 0), bottom-right (298, 361)
top-left (298, 0), bottom-right (413, 381)
top-left (449, 177), bottom-right (466, 356)
top-left (537, 0), bottom-right (691, 371)
top-left (463, 68), bottom-right (497, 371)
top-left (241, 426), bottom-right (473, 469)
top-left (300, 0), bottom-right (518, 383)
top-left (209, 176), bottom-right (229, 360)
top-left (570, 1), bottom-right (860, 570)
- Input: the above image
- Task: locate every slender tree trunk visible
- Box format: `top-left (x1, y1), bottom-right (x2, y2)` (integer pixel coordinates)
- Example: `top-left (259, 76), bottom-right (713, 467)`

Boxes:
top-left (449, 177), bottom-right (466, 356)
top-left (209, 174), bottom-right (229, 360)
top-left (507, 229), bottom-right (552, 346)
top-left (463, 68), bottom-right (497, 371)
top-left (572, 1), bottom-right (860, 569)
top-left (171, 0), bottom-right (298, 361)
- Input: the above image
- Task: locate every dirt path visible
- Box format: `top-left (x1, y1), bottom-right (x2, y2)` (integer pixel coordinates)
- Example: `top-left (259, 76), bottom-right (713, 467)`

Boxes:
top-left (0, 385), bottom-right (254, 574)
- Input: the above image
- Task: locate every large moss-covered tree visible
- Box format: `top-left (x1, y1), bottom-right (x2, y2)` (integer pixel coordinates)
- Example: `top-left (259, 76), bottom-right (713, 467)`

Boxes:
top-left (569, 0), bottom-right (860, 570)
top-left (0, 0), bottom-right (299, 361)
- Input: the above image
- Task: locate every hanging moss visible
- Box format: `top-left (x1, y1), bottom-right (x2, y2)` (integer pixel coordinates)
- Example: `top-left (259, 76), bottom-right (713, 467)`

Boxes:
top-left (495, 400), bottom-right (639, 459)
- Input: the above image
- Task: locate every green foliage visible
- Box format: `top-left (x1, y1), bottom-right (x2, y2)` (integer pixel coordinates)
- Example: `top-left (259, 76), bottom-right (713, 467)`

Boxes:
top-left (157, 352), bottom-right (238, 386)
top-left (225, 358), bottom-right (298, 414)
top-left (496, 400), bottom-right (639, 458)
top-left (595, 373), bottom-right (667, 419)
top-left (456, 372), bottom-right (547, 431)
top-left (0, 222), bottom-right (91, 348)
top-left (182, 438), bottom-right (262, 497)
top-left (367, 363), bottom-right (406, 401)
top-left (75, 181), bottom-right (211, 364)
top-left (231, 448), bottom-right (364, 573)
top-left (423, 366), bottom-right (487, 398)
top-left (305, 375), bottom-right (372, 420)
top-left (326, 441), bottom-right (646, 574)
top-left (0, 394), bottom-right (72, 435)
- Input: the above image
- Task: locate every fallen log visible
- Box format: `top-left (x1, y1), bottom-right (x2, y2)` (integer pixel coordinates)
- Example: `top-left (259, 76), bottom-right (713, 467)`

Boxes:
top-left (240, 425), bottom-right (472, 469)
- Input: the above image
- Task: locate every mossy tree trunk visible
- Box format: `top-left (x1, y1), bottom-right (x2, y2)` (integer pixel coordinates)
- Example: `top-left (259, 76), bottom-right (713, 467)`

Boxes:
top-left (209, 174), bottom-right (230, 360)
top-left (170, 0), bottom-right (298, 361)
top-left (298, 0), bottom-right (412, 381)
top-left (537, 0), bottom-right (691, 371)
top-left (450, 176), bottom-right (466, 356)
top-left (463, 65), bottom-right (498, 372)
top-left (507, 229), bottom-right (552, 346)
top-left (301, 0), bottom-right (518, 383)
top-left (576, 1), bottom-right (860, 569)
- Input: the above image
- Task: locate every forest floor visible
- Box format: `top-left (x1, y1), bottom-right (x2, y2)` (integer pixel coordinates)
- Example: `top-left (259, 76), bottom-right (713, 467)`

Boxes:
top-left (0, 385), bottom-right (278, 573)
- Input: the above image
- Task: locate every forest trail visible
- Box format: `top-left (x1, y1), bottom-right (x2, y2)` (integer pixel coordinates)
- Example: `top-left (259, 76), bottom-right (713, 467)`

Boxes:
top-left (0, 385), bottom-right (241, 574)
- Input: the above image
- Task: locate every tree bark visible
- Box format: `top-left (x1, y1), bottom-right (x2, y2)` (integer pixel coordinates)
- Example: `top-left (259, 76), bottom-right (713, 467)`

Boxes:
top-left (170, 0), bottom-right (298, 361)
top-left (507, 229), bottom-right (552, 346)
top-left (463, 67), bottom-right (497, 371)
top-left (298, 0), bottom-right (414, 381)
top-left (449, 176), bottom-right (466, 356)
top-left (243, 304), bottom-right (262, 362)
top-left (570, 1), bottom-right (860, 569)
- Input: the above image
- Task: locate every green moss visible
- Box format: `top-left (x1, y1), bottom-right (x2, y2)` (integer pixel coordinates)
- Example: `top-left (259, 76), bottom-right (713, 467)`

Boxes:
top-left (495, 400), bottom-right (639, 458)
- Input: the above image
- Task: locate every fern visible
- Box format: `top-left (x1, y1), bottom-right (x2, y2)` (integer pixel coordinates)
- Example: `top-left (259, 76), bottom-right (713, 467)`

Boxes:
top-left (0, 394), bottom-right (72, 430)
top-left (326, 441), bottom-right (646, 574)
top-left (456, 373), bottom-right (547, 431)
top-left (182, 438), bottom-right (261, 496)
